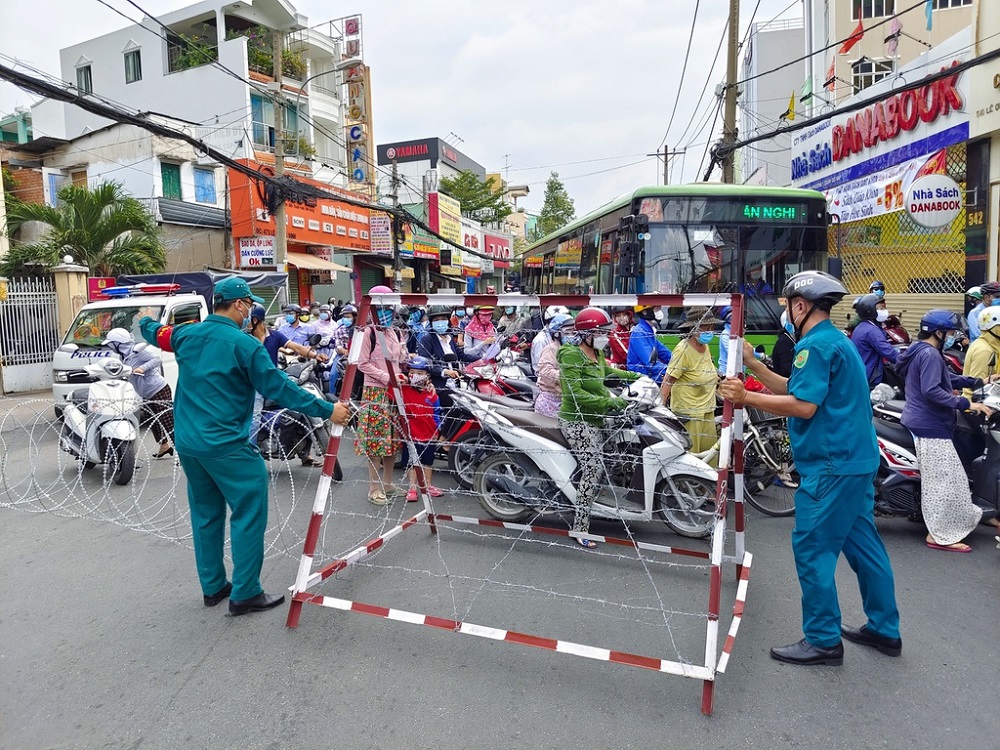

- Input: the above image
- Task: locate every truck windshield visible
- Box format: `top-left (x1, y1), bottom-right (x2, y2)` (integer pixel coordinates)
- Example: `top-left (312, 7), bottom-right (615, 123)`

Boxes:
top-left (62, 305), bottom-right (165, 347)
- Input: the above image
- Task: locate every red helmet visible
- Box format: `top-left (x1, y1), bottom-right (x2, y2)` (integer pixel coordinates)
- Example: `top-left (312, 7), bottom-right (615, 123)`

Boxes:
top-left (574, 307), bottom-right (612, 332)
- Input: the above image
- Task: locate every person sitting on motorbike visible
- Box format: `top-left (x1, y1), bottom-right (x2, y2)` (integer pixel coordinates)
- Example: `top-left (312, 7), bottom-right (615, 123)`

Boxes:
top-left (896, 310), bottom-right (997, 552)
top-left (963, 307), bottom-right (1000, 399)
top-left (464, 305), bottom-right (498, 359)
top-left (280, 304), bottom-right (315, 346)
top-left (660, 307), bottom-right (722, 453)
top-left (332, 304), bottom-right (356, 357)
top-left (608, 306), bottom-right (633, 369)
top-left (102, 327), bottom-right (175, 459)
top-left (529, 305), bottom-right (570, 369)
top-left (851, 294), bottom-right (898, 389)
top-left (969, 281), bottom-right (1000, 340)
top-left (497, 304), bottom-right (521, 336)
top-left (869, 280), bottom-right (886, 299)
top-left (557, 308), bottom-right (641, 549)
top-left (398, 356), bottom-right (444, 501)
top-left (311, 303), bottom-right (338, 338)
top-left (533, 313), bottom-right (574, 418)
top-left (627, 304), bottom-right (672, 383)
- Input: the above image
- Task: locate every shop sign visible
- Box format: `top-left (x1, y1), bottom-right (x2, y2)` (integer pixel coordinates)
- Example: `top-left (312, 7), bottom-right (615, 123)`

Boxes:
top-left (905, 173), bottom-right (963, 228)
top-left (791, 28), bottom-right (971, 191)
top-left (402, 224), bottom-right (439, 260)
top-left (524, 254), bottom-right (543, 269)
top-left (483, 232), bottom-right (512, 269)
top-left (239, 236), bottom-right (274, 267)
top-left (555, 237), bottom-right (582, 267)
top-left (461, 217), bottom-right (482, 275)
top-left (428, 192), bottom-right (462, 245)
top-left (825, 149), bottom-right (947, 222)
top-left (229, 159), bottom-right (370, 252)
top-left (369, 213), bottom-right (393, 256)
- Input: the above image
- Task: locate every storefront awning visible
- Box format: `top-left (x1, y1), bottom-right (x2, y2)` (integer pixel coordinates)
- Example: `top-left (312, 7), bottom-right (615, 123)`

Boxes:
top-left (286, 254), bottom-right (352, 273)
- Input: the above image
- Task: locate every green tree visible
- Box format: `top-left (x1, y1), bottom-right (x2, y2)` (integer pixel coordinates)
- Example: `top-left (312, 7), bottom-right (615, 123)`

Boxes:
top-left (533, 171), bottom-right (575, 239)
top-left (437, 170), bottom-right (512, 226)
top-left (1, 182), bottom-right (166, 276)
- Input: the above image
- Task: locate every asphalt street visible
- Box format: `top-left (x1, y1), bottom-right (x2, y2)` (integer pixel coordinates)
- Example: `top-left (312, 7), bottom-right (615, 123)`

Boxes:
top-left (1, 391), bottom-right (998, 750)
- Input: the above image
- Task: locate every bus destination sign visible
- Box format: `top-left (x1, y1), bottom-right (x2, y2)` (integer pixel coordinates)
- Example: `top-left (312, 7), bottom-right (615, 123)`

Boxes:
top-left (742, 203), bottom-right (806, 222)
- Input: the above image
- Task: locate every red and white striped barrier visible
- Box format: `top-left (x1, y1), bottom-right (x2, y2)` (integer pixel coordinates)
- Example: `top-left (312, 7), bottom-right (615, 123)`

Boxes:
top-left (286, 292), bottom-right (752, 715)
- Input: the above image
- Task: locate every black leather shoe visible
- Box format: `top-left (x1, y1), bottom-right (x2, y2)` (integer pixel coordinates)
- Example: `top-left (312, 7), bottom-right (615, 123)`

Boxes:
top-left (228, 592), bottom-right (285, 616)
top-left (841, 624), bottom-right (902, 657)
top-left (203, 582), bottom-right (232, 607)
top-left (770, 638), bottom-right (844, 666)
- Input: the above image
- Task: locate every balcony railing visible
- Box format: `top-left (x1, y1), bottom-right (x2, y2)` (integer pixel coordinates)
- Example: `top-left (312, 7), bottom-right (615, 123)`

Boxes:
top-left (250, 122), bottom-right (315, 160)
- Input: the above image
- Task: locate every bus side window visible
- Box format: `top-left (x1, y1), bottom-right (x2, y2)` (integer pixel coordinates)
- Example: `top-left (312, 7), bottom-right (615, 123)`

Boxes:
top-left (170, 304), bottom-right (202, 326)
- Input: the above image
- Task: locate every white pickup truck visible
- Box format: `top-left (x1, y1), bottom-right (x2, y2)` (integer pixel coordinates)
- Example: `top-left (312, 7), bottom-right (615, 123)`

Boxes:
top-left (52, 291), bottom-right (208, 419)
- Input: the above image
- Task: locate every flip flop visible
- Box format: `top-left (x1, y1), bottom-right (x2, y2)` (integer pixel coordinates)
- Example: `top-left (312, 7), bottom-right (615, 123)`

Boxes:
top-left (367, 491), bottom-right (388, 506)
top-left (926, 541), bottom-right (971, 553)
top-left (576, 538), bottom-right (598, 550)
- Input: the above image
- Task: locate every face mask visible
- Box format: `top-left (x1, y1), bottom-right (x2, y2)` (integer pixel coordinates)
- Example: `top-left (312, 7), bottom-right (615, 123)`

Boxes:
top-left (409, 372), bottom-right (429, 388)
top-left (377, 309), bottom-right (394, 326)
top-left (319, 312), bottom-right (330, 321)
top-left (944, 334), bottom-right (958, 350)
top-left (478, 313), bottom-right (492, 322)
top-left (697, 331), bottom-right (715, 344)
top-left (455, 310), bottom-right (466, 319)
top-left (299, 314), bottom-right (311, 323)
top-left (872, 289), bottom-right (885, 298)
top-left (783, 319), bottom-right (795, 336)
top-left (340, 317), bottom-right (353, 328)
top-left (504, 307), bottom-right (515, 315)
top-left (653, 310), bottom-right (664, 322)
top-left (592, 334), bottom-right (610, 350)
top-left (615, 315), bottom-right (630, 326)
top-left (876, 309), bottom-right (889, 323)
top-left (284, 313), bottom-right (296, 324)
top-left (465, 307), bottom-right (474, 316)
top-left (992, 299), bottom-right (1000, 307)
top-left (432, 320), bottom-right (449, 334)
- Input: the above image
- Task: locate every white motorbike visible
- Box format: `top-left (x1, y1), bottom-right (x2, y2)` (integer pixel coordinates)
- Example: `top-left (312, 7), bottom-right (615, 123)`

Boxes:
top-left (59, 359), bottom-right (142, 485)
top-left (457, 377), bottom-right (719, 538)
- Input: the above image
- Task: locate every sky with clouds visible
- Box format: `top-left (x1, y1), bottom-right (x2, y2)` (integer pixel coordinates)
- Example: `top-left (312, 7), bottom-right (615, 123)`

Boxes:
top-left (0, 0), bottom-right (801, 216)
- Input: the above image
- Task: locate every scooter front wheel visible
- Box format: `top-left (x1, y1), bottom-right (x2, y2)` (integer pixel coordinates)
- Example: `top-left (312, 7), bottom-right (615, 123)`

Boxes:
top-left (655, 474), bottom-right (716, 538)
top-left (473, 452), bottom-right (537, 523)
top-left (108, 440), bottom-right (136, 485)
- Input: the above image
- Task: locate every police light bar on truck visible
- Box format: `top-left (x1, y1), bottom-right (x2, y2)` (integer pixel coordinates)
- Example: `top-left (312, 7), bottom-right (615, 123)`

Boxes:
top-left (97, 283), bottom-right (182, 298)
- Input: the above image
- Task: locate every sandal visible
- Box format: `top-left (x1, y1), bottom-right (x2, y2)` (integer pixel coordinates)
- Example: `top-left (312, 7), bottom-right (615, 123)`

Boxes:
top-left (925, 540), bottom-right (971, 553)
top-left (367, 491), bottom-right (388, 506)
top-left (576, 538), bottom-right (598, 550)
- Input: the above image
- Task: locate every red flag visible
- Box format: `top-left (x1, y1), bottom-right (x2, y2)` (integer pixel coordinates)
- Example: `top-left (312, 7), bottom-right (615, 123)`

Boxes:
top-left (823, 57), bottom-right (836, 91)
top-left (839, 20), bottom-right (864, 55)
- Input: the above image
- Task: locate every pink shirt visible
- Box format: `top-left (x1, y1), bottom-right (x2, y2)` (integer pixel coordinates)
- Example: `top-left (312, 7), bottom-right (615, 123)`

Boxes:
top-left (357, 327), bottom-right (408, 388)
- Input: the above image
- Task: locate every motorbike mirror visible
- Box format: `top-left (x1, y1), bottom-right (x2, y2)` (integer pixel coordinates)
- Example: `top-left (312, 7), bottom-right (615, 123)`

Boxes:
top-left (308, 333), bottom-right (323, 346)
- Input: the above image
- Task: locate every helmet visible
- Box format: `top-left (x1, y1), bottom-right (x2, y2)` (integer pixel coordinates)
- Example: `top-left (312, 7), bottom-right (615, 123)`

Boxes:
top-left (979, 281), bottom-right (1000, 297)
top-left (869, 280), bottom-right (886, 293)
top-left (781, 271), bottom-right (848, 304)
top-left (282, 303), bottom-right (302, 314)
top-left (427, 305), bottom-right (451, 320)
top-left (978, 307), bottom-right (1000, 334)
top-left (102, 328), bottom-right (132, 346)
top-left (548, 313), bottom-right (574, 332)
top-left (407, 355), bottom-right (432, 371)
top-left (574, 307), bottom-right (612, 332)
top-left (341, 304), bottom-right (357, 316)
top-left (251, 304), bottom-right (266, 323)
top-left (855, 294), bottom-right (881, 321)
top-left (633, 302), bottom-right (661, 320)
top-left (919, 309), bottom-right (965, 335)
top-left (851, 296), bottom-right (862, 309)
top-left (369, 284), bottom-right (394, 296)
top-left (543, 305), bottom-right (569, 321)
top-left (719, 305), bottom-right (732, 323)
top-left (474, 305), bottom-right (495, 317)
top-left (319, 304), bottom-right (331, 312)
top-left (966, 286), bottom-right (983, 301)
top-left (610, 305), bottom-right (633, 316)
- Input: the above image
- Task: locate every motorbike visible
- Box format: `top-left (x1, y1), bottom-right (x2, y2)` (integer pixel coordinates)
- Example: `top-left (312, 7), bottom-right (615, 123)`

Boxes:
top-left (455, 376), bottom-right (719, 538)
top-left (59, 358), bottom-right (142, 485)
top-left (258, 353), bottom-right (343, 480)
top-left (870, 383), bottom-right (1000, 525)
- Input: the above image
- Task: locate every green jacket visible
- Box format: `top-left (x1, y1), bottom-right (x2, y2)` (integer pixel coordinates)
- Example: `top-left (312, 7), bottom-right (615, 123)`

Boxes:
top-left (139, 315), bottom-right (334, 458)
top-left (557, 344), bottom-right (639, 426)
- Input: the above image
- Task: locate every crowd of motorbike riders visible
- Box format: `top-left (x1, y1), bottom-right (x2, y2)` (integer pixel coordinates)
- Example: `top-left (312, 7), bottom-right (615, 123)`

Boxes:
top-left (102, 278), bottom-right (1000, 552)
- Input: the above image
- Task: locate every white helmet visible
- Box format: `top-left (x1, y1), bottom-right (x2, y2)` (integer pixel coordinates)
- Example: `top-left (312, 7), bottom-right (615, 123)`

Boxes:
top-left (543, 305), bottom-right (570, 321)
top-left (978, 307), bottom-right (1000, 334)
top-left (102, 328), bottom-right (132, 346)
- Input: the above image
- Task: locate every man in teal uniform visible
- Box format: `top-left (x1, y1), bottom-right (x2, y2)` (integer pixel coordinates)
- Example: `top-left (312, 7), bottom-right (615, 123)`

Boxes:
top-left (139, 277), bottom-right (351, 616)
top-left (720, 271), bottom-right (901, 665)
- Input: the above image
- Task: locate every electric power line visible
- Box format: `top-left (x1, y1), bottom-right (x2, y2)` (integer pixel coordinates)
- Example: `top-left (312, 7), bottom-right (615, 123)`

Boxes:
top-left (657, 0), bottom-right (701, 148)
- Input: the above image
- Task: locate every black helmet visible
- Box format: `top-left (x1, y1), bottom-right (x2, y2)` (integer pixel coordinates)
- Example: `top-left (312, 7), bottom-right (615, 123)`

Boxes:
top-left (251, 304), bottom-right (267, 323)
top-left (855, 294), bottom-right (881, 321)
top-left (781, 271), bottom-right (848, 305)
top-left (282, 303), bottom-right (302, 314)
top-left (427, 305), bottom-right (451, 320)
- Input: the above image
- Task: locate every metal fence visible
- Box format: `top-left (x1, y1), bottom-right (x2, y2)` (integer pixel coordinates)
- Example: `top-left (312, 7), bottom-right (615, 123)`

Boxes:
top-left (0, 277), bottom-right (60, 392)
top-left (829, 145), bottom-right (968, 296)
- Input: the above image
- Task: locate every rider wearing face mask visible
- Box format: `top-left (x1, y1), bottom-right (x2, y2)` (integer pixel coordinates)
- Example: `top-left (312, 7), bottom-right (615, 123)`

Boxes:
top-left (968, 281), bottom-right (1000, 341)
top-left (417, 306), bottom-right (477, 390)
top-left (607, 307), bottom-right (633, 368)
top-left (626, 304), bottom-right (672, 383)
top-left (963, 308), bottom-right (1000, 399)
top-left (557, 308), bottom-right (641, 548)
top-left (660, 307), bottom-right (722, 453)
top-left (311, 303), bottom-right (337, 337)
top-left (851, 294), bottom-right (899, 389)
top-left (896, 310), bottom-right (996, 552)
top-left (533, 314), bottom-right (574, 418)
top-left (770, 311), bottom-right (798, 378)
top-left (497, 305), bottom-right (520, 336)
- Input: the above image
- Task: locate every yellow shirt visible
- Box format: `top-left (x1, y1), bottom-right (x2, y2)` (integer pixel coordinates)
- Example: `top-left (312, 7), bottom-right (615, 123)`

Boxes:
top-left (666, 339), bottom-right (718, 414)
top-left (963, 333), bottom-right (1000, 398)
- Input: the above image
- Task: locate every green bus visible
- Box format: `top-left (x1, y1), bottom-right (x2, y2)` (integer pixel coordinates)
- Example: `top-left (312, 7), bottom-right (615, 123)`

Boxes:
top-left (521, 184), bottom-right (830, 333)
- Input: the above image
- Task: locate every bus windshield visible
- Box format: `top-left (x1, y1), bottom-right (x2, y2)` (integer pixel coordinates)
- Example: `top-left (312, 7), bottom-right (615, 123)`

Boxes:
top-left (643, 223), bottom-right (827, 332)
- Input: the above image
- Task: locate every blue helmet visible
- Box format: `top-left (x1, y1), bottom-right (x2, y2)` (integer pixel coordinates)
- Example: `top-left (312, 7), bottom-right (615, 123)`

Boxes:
top-left (251, 304), bottom-right (267, 323)
top-left (548, 313), bottom-right (574, 332)
top-left (719, 306), bottom-right (732, 323)
top-left (919, 309), bottom-right (964, 335)
top-left (407, 355), bottom-right (432, 371)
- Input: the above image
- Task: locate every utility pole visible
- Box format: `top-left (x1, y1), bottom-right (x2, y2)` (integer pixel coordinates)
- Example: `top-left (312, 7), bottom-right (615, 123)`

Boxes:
top-left (721, 0), bottom-right (740, 183)
top-left (272, 29), bottom-right (287, 282)
top-left (646, 144), bottom-right (684, 185)
top-left (389, 160), bottom-right (402, 292)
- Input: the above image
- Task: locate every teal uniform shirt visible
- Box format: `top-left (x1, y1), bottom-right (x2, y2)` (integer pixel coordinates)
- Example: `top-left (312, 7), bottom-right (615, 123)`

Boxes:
top-left (139, 315), bottom-right (334, 458)
top-left (786, 319), bottom-right (879, 476)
